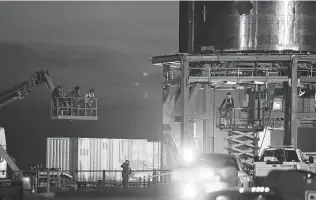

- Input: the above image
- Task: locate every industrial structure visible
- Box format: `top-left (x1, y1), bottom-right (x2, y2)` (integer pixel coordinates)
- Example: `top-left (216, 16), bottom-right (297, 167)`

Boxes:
top-left (153, 1), bottom-right (316, 162)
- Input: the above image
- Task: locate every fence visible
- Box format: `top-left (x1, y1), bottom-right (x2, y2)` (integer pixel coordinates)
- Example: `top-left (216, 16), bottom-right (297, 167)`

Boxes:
top-left (5, 169), bottom-right (172, 193)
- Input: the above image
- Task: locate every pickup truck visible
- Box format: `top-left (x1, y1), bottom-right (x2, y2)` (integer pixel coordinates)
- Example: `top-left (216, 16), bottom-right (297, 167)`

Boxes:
top-left (303, 152), bottom-right (316, 174)
top-left (253, 146), bottom-right (314, 185)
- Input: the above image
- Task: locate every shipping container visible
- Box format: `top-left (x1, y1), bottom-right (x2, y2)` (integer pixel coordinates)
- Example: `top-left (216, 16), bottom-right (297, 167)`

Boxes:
top-left (46, 137), bottom-right (160, 182)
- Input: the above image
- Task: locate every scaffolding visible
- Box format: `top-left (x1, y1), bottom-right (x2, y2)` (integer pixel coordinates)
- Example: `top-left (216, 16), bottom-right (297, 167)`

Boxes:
top-left (152, 52), bottom-right (316, 161)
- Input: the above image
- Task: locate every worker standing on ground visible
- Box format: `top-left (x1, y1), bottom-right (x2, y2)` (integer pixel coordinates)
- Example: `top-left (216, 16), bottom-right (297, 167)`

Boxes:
top-left (219, 92), bottom-right (235, 127)
top-left (121, 160), bottom-right (132, 187)
top-left (52, 85), bottom-right (63, 116)
top-left (84, 88), bottom-right (95, 116)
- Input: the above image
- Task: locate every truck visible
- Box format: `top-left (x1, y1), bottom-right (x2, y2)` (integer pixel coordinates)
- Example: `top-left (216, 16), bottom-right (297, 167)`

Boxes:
top-left (253, 145), bottom-right (315, 185)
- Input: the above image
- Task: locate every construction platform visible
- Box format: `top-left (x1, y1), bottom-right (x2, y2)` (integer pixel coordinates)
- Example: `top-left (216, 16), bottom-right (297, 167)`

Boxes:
top-left (51, 97), bottom-right (98, 121)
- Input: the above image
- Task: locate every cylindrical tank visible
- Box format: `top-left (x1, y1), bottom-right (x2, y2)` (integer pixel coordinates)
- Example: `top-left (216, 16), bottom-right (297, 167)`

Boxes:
top-left (179, 1), bottom-right (316, 52)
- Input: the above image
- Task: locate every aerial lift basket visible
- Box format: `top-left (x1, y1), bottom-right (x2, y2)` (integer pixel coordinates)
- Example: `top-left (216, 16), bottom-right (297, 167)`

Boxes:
top-left (51, 97), bottom-right (98, 121)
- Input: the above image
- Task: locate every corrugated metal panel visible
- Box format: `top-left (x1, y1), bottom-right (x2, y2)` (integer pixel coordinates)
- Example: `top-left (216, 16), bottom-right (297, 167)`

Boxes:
top-left (46, 137), bottom-right (161, 182)
top-left (46, 137), bottom-right (78, 172)
top-left (77, 138), bottom-right (108, 182)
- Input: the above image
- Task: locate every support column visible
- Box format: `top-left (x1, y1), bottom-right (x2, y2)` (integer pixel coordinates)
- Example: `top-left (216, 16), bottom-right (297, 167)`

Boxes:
top-left (291, 61), bottom-right (299, 148)
top-left (283, 81), bottom-right (291, 145)
top-left (210, 87), bottom-right (216, 153)
top-left (181, 61), bottom-right (191, 149)
top-left (203, 84), bottom-right (211, 153)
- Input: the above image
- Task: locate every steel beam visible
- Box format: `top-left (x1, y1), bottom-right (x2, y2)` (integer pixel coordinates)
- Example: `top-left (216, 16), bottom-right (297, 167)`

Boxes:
top-left (203, 84), bottom-right (211, 153)
top-left (283, 81), bottom-right (291, 145)
top-left (184, 54), bottom-right (294, 62)
top-left (189, 76), bottom-right (316, 84)
top-left (181, 61), bottom-right (191, 150)
top-left (187, 114), bottom-right (212, 120)
top-left (152, 53), bottom-right (316, 65)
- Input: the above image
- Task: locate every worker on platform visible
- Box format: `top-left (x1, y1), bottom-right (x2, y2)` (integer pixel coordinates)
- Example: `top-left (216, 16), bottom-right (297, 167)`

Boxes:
top-left (219, 92), bottom-right (235, 127)
top-left (52, 85), bottom-right (63, 116)
top-left (121, 160), bottom-right (132, 187)
top-left (67, 86), bottom-right (81, 115)
top-left (84, 88), bottom-right (95, 116)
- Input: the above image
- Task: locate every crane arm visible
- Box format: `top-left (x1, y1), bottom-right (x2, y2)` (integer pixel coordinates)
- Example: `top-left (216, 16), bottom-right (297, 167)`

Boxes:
top-left (0, 70), bottom-right (56, 109)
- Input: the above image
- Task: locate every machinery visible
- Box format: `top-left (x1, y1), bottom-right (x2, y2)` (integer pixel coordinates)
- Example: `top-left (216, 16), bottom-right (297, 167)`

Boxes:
top-left (0, 70), bottom-right (98, 198)
top-left (152, 52), bottom-right (316, 163)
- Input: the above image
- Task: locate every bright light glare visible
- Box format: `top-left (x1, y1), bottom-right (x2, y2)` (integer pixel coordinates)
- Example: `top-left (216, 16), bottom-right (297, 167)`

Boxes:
top-left (182, 184), bottom-right (197, 198)
top-left (182, 148), bottom-right (195, 163)
top-left (198, 167), bottom-right (220, 181)
top-left (239, 188), bottom-right (245, 193)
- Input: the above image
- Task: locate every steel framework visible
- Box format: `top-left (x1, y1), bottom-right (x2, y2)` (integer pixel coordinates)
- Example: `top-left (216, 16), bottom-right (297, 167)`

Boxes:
top-left (152, 52), bottom-right (316, 160)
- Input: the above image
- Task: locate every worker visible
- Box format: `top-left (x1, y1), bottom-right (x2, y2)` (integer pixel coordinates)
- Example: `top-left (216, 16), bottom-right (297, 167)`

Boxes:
top-left (52, 85), bottom-right (63, 116)
top-left (219, 92), bottom-right (235, 127)
top-left (67, 86), bottom-right (81, 115)
top-left (71, 86), bottom-right (81, 97)
top-left (121, 160), bottom-right (132, 187)
top-left (84, 88), bottom-right (95, 116)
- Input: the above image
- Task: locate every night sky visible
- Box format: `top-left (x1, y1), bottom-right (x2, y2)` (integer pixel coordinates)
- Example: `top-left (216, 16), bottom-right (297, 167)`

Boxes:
top-left (0, 2), bottom-right (178, 169)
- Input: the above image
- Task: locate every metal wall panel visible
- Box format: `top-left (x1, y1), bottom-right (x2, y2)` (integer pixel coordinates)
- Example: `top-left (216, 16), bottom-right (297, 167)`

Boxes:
top-left (46, 137), bottom-right (161, 182)
top-left (46, 137), bottom-right (78, 173)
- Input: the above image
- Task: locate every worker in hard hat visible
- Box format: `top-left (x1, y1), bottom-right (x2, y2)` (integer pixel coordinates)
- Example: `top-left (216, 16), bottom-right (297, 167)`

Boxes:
top-left (121, 160), bottom-right (132, 187)
top-left (84, 88), bottom-right (95, 116)
top-left (52, 85), bottom-right (63, 116)
top-left (219, 92), bottom-right (235, 127)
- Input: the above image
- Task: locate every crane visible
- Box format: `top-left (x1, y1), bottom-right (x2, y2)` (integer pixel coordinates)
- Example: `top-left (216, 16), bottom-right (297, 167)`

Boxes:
top-left (0, 70), bottom-right (98, 120)
top-left (0, 70), bottom-right (98, 199)
top-left (0, 70), bottom-right (55, 110)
